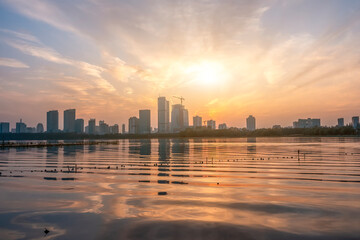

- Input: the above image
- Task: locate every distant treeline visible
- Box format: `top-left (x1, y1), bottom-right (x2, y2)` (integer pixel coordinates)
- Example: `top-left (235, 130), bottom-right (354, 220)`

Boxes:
top-left (0, 126), bottom-right (358, 141)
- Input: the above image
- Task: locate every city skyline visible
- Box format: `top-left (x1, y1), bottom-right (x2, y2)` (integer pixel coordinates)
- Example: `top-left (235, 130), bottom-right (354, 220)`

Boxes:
top-left (1, 1), bottom-right (360, 128)
top-left (1, 97), bottom-right (359, 134)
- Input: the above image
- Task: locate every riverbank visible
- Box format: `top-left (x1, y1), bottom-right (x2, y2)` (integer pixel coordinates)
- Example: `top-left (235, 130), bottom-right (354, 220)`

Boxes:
top-left (0, 126), bottom-right (358, 142)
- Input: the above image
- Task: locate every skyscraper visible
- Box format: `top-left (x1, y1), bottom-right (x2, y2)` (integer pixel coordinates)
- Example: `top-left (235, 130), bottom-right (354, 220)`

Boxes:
top-left (219, 123), bottom-right (227, 129)
top-left (16, 119), bottom-right (26, 133)
top-left (99, 120), bottom-right (110, 135)
top-left (193, 116), bottom-right (202, 128)
top-left (0, 122), bottom-right (10, 133)
top-left (129, 117), bottom-right (139, 134)
top-left (171, 104), bottom-right (184, 133)
top-left (64, 109), bottom-right (76, 132)
top-left (337, 118), bottom-right (344, 127)
top-left (183, 109), bottom-right (189, 127)
top-left (207, 120), bottom-right (216, 130)
top-left (122, 124), bottom-right (126, 134)
top-left (88, 119), bottom-right (96, 134)
top-left (352, 116), bottom-right (359, 129)
top-left (293, 118), bottom-right (320, 128)
top-left (246, 115), bottom-right (256, 131)
top-left (75, 119), bottom-right (84, 133)
top-left (139, 110), bottom-right (151, 134)
top-left (158, 97), bottom-right (169, 133)
top-left (47, 110), bottom-right (59, 133)
top-left (110, 124), bottom-right (119, 134)
top-left (36, 123), bottom-right (44, 133)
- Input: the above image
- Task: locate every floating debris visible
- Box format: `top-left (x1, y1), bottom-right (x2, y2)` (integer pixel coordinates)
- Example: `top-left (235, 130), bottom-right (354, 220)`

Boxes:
top-left (158, 192), bottom-right (167, 195)
top-left (44, 228), bottom-right (50, 235)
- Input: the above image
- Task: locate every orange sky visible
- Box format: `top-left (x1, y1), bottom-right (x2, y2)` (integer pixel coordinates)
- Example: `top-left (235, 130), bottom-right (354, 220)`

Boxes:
top-left (0, 0), bottom-right (360, 129)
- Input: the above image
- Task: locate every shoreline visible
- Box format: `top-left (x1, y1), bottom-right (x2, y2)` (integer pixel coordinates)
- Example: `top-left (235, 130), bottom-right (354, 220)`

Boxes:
top-left (1, 135), bottom-right (359, 148)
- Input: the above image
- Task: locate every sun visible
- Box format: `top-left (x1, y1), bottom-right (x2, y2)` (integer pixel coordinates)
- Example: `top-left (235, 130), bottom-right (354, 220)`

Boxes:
top-left (185, 61), bottom-right (225, 85)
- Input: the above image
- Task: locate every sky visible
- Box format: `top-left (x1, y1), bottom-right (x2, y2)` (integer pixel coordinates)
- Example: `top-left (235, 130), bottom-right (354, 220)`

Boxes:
top-left (0, 0), bottom-right (360, 129)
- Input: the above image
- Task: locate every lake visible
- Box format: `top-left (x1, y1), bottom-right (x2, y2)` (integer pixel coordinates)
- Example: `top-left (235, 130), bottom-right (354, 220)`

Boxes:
top-left (0, 137), bottom-right (359, 240)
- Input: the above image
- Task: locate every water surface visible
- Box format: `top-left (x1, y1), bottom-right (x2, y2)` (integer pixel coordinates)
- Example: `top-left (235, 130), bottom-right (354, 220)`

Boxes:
top-left (0, 137), bottom-right (359, 239)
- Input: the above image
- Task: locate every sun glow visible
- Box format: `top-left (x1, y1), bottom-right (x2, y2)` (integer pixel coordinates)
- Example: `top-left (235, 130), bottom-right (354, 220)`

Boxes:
top-left (185, 61), bottom-right (225, 85)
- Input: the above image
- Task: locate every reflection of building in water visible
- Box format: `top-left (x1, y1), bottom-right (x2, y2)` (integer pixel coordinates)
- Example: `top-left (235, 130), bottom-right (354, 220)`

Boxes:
top-left (46, 143), bottom-right (59, 168)
top-left (128, 139), bottom-right (151, 156)
top-left (171, 139), bottom-right (189, 155)
top-left (140, 139), bottom-right (151, 156)
top-left (247, 137), bottom-right (257, 154)
top-left (158, 139), bottom-right (170, 161)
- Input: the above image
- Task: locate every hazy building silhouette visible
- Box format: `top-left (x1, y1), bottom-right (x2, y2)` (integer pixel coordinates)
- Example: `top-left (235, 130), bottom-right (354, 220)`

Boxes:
top-left (26, 127), bottom-right (36, 133)
top-left (352, 116), bottom-right (359, 129)
top-left (75, 119), bottom-right (84, 133)
top-left (337, 118), bottom-right (344, 127)
top-left (0, 122), bottom-right (10, 133)
top-left (207, 120), bottom-right (216, 130)
top-left (99, 120), bottom-right (110, 135)
top-left (110, 124), bottom-right (119, 134)
top-left (219, 123), bottom-right (227, 129)
top-left (122, 124), bottom-right (126, 134)
top-left (272, 125), bottom-right (281, 129)
top-left (64, 109), bottom-right (76, 132)
top-left (293, 118), bottom-right (320, 128)
top-left (193, 116), bottom-right (202, 128)
top-left (129, 117), bottom-right (139, 134)
top-left (139, 110), bottom-right (151, 134)
top-left (171, 104), bottom-right (190, 132)
top-left (158, 97), bottom-right (170, 133)
top-left (183, 108), bottom-right (189, 128)
top-left (36, 123), bottom-right (44, 133)
top-left (246, 115), bottom-right (256, 131)
top-left (88, 119), bottom-right (96, 134)
top-left (47, 110), bottom-right (59, 133)
top-left (16, 119), bottom-right (26, 133)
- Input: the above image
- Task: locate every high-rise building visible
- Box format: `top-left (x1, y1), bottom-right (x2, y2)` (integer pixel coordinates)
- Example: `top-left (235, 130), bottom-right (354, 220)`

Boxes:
top-left (0, 122), bottom-right (10, 133)
top-left (122, 124), bottom-right (126, 134)
top-left (25, 127), bottom-right (36, 133)
top-left (47, 110), bottom-right (59, 133)
top-left (36, 123), bottom-right (44, 133)
top-left (88, 119), bottom-right (96, 134)
top-left (129, 117), bottom-right (139, 134)
top-left (246, 115), bottom-right (256, 131)
top-left (139, 110), bottom-right (151, 134)
top-left (99, 120), bottom-right (110, 135)
top-left (193, 116), bottom-right (202, 128)
top-left (16, 119), bottom-right (27, 133)
top-left (352, 116), bottom-right (359, 129)
top-left (64, 109), bottom-right (76, 132)
top-left (219, 123), bottom-right (227, 129)
top-left (207, 120), bottom-right (216, 130)
top-left (110, 124), bottom-right (119, 134)
top-left (171, 104), bottom-right (183, 133)
top-left (158, 97), bottom-right (170, 133)
top-left (183, 109), bottom-right (189, 127)
top-left (293, 118), bottom-right (320, 128)
top-left (337, 118), bottom-right (344, 127)
top-left (75, 119), bottom-right (84, 133)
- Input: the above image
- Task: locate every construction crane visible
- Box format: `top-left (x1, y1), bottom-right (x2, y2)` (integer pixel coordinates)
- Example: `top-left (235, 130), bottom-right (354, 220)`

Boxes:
top-left (173, 96), bottom-right (185, 106)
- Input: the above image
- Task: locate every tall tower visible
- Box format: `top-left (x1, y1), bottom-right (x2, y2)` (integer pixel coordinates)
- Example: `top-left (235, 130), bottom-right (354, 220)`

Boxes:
top-left (139, 110), bottom-right (151, 134)
top-left (64, 109), bottom-right (76, 132)
top-left (171, 104), bottom-right (184, 133)
top-left (88, 119), bottom-right (96, 134)
top-left (158, 97), bottom-right (169, 133)
top-left (193, 116), bottom-right (202, 128)
top-left (46, 110), bottom-right (59, 133)
top-left (246, 115), bottom-right (256, 131)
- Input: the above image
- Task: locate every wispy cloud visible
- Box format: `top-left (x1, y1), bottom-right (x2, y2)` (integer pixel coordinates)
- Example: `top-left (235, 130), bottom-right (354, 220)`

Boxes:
top-left (0, 57), bottom-right (29, 68)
